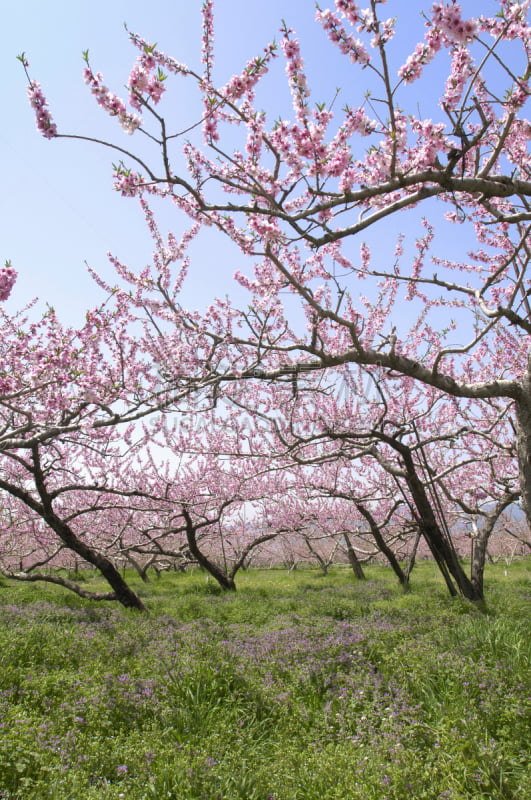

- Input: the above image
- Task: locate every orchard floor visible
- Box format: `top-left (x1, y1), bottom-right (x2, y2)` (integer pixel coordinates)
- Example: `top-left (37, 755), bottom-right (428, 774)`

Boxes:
top-left (0, 561), bottom-right (529, 800)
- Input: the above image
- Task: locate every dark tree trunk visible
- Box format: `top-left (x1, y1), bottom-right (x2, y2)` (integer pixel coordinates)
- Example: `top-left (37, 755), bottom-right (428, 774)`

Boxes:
top-left (182, 508), bottom-right (236, 590)
top-left (231, 532), bottom-right (278, 576)
top-left (399, 448), bottom-right (482, 601)
top-left (404, 526), bottom-right (421, 584)
top-left (469, 491), bottom-right (518, 597)
top-left (126, 554), bottom-right (151, 583)
top-left (343, 532), bottom-right (365, 579)
top-left (355, 503), bottom-right (408, 585)
top-left (303, 534), bottom-right (328, 574)
top-left (4, 570), bottom-right (121, 602)
top-left (470, 534), bottom-right (488, 599)
top-left (49, 518), bottom-right (147, 610)
top-left (514, 386), bottom-right (531, 534)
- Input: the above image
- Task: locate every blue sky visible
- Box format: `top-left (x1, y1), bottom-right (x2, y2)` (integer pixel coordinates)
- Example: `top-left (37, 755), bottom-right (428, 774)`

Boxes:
top-left (2, 0), bottom-right (509, 329)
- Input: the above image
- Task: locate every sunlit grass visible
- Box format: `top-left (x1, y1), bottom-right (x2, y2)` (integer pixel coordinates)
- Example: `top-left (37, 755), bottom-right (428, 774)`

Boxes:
top-left (0, 560), bottom-right (529, 799)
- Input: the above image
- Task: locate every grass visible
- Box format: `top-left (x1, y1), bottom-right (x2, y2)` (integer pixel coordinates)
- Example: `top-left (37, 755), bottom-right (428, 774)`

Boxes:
top-left (0, 560), bottom-right (529, 799)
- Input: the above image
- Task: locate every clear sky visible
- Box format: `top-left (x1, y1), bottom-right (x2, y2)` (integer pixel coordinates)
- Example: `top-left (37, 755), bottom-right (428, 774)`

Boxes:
top-left (2, 0), bottom-right (508, 328)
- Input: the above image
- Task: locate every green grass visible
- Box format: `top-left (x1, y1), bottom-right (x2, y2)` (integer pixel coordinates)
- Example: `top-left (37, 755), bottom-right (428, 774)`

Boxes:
top-left (0, 560), bottom-right (529, 799)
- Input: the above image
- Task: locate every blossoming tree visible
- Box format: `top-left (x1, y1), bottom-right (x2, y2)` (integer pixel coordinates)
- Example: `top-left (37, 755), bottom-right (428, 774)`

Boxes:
top-left (21, 0), bottom-right (531, 593)
top-left (0, 283), bottom-right (251, 607)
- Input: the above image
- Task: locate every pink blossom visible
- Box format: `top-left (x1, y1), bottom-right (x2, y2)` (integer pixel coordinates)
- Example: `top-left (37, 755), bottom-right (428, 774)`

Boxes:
top-left (442, 46), bottom-right (474, 109)
top-left (128, 59), bottom-right (166, 110)
top-left (281, 30), bottom-right (311, 125)
top-left (0, 262), bottom-right (17, 302)
top-left (83, 66), bottom-right (141, 134)
top-left (398, 43), bottom-right (433, 83)
top-left (335, 0), bottom-right (361, 26)
top-left (342, 106), bottom-right (376, 137)
top-left (201, 0), bottom-right (215, 71)
top-left (360, 242), bottom-right (371, 269)
top-left (222, 45), bottom-right (277, 103)
top-left (431, 2), bottom-right (477, 44)
top-left (26, 81), bottom-right (57, 139)
top-left (316, 8), bottom-right (370, 65)
top-left (127, 31), bottom-right (191, 78)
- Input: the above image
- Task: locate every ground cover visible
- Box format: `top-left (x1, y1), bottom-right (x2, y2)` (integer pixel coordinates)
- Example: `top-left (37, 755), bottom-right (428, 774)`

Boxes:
top-left (0, 561), bottom-right (529, 800)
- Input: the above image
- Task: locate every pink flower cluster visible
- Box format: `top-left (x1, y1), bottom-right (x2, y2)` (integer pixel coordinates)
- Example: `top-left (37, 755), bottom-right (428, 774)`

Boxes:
top-left (341, 106), bottom-right (377, 137)
top-left (128, 56), bottom-right (166, 110)
top-left (0, 261), bottom-right (17, 302)
top-left (113, 169), bottom-right (143, 197)
top-left (316, 8), bottom-right (370, 65)
top-left (431, 2), bottom-right (477, 44)
top-left (270, 120), bottom-right (305, 177)
top-left (247, 213), bottom-right (284, 244)
top-left (478, 1), bottom-right (531, 43)
top-left (83, 67), bottom-right (141, 134)
top-left (334, 0), bottom-right (361, 26)
top-left (222, 45), bottom-right (277, 102)
top-left (371, 17), bottom-right (396, 47)
top-left (408, 118), bottom-right (450, 170)
top-left (505, 80), bottom-right (531, 111)
top-left (398, 42), bottom-right (435, 84)
top-left (503, 119), bottom-right (531, 171)
top-left (112, 166), bottom-right (170, 199)
top-left (398, 3), bottom-right (477, 85)
top-left (201, 0), bottom-right (215, 73)
top-left (360, 242), bottom-right (371, 270)
top-left (245, 112), bottom-right (266, 161)
top-left (201, 109), bottom-right (219, 143)
top-left (270, 109), bottom-right (338, 180)
top-left (26, 80), bottom-right (57, 139)
top-left (281, 33), bottom-right (311, 124)
top-left (325, 106), bottom-right (376, 177)
top-left (324, 147), bottom-right (351, 177)
top-left (128, 31), bottom-right (191, 78)
top-left (443, 46), bottom-right (473, 108)
top-left (199, 1), bottom-right (219, 143)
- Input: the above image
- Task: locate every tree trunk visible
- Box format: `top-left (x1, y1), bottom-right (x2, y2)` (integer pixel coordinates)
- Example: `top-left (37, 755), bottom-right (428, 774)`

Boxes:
top-left (400, 450), bottom-right (482, 601)
top-left (404, 526), bottom-right (421, 584)
top-left (4, 570), bottom-right (122, 602)
top-left (469, 492), bottom-right (518, 597)
top-left (50, 517), bottom-right (147, 610)
top-left (343, 532), bottom-right (365, 579)
top-left (182, 508), bottom-right (236, 590)
top-left (126, 554), bottom-right (151, 583)
top-left (355, 503), bottom-right (407, 585)
top-left (303, 534), bottom-right (328, 574)
top-left (371, 431), bottom-right (484, 600)
top-left (470, 534), bottom-right (488, 599)
top-left (515, 387), bottom-right (531, 533)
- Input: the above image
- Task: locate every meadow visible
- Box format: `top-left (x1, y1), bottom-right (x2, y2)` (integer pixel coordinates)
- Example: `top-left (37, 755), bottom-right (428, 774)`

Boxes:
top-left (0, 561), bottom-right (529, 800)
